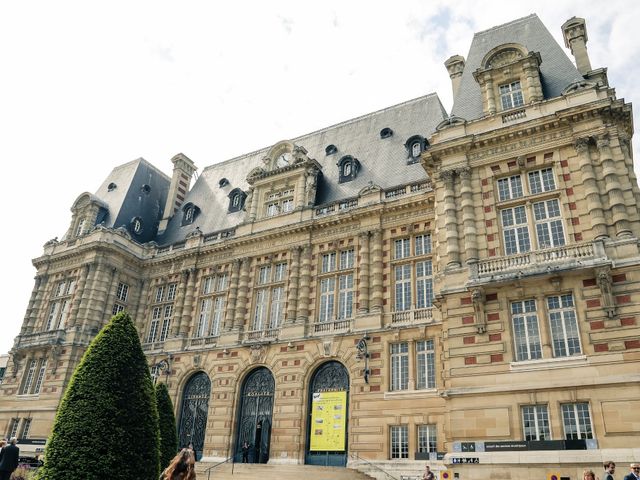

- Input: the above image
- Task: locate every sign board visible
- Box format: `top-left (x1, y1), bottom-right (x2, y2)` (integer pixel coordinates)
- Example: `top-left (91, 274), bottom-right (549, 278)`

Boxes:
top-left (460, 442), bottom-right (476, 452)
top-left (547, 474), bottom-right (560, 480)
top-left (440, 470), bottom-right (451, 480)
top-left (484, 441), bottom-right (528, 452)
top-left (309, 391), bottom-right (346, 451)
top-left (451, 457), bottom-right (479, 464)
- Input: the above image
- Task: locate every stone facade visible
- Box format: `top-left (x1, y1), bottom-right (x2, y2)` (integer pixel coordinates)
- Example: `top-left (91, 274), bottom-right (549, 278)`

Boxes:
top-left (1, 14), bottom-right (640, 480)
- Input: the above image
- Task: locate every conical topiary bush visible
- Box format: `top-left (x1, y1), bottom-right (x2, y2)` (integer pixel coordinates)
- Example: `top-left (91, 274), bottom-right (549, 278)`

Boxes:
top-left (156, 381), bottom-right (178, 472)
top-left (36, 312), bottom-right (159, 480)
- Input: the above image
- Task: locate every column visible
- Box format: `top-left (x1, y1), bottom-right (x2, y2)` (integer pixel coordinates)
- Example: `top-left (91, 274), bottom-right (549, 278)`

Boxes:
top-left (233, 259), bottom-right (251, 329)
top-left (484, 75), bottom-right (496, 115)
top-left (598, 135), bottom-right (631, 237)
top-left (458, 167), bottom-right (478, 264)
top-left (102, 267), bottom-right (119, 324)
top-left (575, 138), bottom-right (608, 239)
top-left (179, 268), bottom-right (198, 337)
top-left (82, 260), bottom-right (111, 332)
top-left (441, 170), bottom-right (461, 267)
top-left (170, 270), bottom-right (190, 337)
top-left (22, 274), bottom-right (48, 334)
top-left (224, 260), bottom-right (240, 331)
top-left (358, 232), bottom-right (370, 314)
top-left (370, 230), bottom-right (383, 313)
top-left (286, 246), bottom-right (301, 323)
top-left (133, 279), bottom-right (149, 334)
top-left (296, 245), bottom-right (311, 323)
top-left (67, 265), bottom-right (89, 329)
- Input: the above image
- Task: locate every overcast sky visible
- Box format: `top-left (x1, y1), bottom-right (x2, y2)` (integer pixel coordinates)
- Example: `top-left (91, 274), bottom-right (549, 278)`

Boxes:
top-left (1, 1), bottom-right (639, 354)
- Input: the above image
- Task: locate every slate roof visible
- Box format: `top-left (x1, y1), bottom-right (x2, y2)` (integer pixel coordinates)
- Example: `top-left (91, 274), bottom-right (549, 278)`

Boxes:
top-left (451, 14), bottom-right (584, 120)
top-left (158, 93), bottom-right (448, 245)
top-left (93, 158), bottom-right (171, 243)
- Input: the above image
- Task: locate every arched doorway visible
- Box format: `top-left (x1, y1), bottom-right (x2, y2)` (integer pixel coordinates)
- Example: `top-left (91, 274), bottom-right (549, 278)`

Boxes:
top-left (178, 372), bottom-right (211, 461)
top-left (235, 367), bottom-right (275, 463)
top-left (305, 361), bottom-right (349, 467)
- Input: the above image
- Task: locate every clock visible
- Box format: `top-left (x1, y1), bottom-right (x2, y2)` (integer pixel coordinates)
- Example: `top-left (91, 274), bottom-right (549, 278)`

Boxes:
top-left (275, 152), bottom-right (292, 168)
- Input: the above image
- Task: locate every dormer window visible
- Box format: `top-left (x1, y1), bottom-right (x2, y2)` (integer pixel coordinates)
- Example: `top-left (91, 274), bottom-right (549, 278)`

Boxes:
top-left (337, 156), bottom-right (360, 183)
top-left (141, 184), bottom-right (151, 194)
top-left (107, 182), bottom-right (117, 192)
top-left (219, 178), bottom-right (229, 188)
top-left (131, 217), bottom-right (144, 235)
top-left (500, 81), bottom-right (524, 109)
top-left (404, 135), bottom-right (428, 163)
top-left (228, 188), bottom-right (247, 213)
top-left (181, 202), bottom-right (200, 226)
top-left (325, 144), bottom-right (338, 156)
top-left (380, 127), bottom-right (393, 139)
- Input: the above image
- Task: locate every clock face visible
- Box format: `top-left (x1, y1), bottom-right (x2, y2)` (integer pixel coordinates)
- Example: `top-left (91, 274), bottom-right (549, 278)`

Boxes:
top-left (276, 152), bottom-right (292, 168)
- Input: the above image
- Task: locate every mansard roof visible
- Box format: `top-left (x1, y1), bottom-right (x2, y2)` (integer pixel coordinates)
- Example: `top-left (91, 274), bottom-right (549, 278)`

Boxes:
top-left (93, 158), bottom-right (171, 243)
top-left (451, 14), bottom-right (584, 121)
top-left (158, 93), bottom-right (447, 245)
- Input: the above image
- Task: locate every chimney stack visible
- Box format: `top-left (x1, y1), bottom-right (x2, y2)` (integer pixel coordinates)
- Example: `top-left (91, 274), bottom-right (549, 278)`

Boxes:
top-left (562, 17), bottom-right (592, 75)
top-left (158, 153), bottom-right (197, 234)
top-left (444, 55), bottom-right (465, 98)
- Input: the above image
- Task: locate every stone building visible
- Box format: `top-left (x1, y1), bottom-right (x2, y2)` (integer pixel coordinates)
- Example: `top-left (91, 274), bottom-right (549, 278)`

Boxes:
top-left (1, 14), bottom-right (639, 480)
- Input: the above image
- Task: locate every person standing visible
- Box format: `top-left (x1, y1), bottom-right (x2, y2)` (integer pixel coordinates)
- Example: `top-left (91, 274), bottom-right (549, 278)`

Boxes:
top-left (422, 464), bottom-right (435, 480)
top-left (241, 441), bottom-right (250, 463)
top-left (0, 437), bottom-right (19, 480)
top-left (624, 463), bottom-right (640, 480)
top-left (604, 461), bottom-right (616, 480)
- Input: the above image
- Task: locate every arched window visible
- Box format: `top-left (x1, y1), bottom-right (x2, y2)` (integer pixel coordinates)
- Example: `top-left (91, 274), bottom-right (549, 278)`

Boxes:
top-left (228, 188), bottom-right (247, 213)
top-left (404, 135), bottom-right (428, 163)
top-left (337, 155), bottom-right (361, 184)
top-left (325, 144), bottom-right (338, 156)
top-left (131, 217), bottom-right (144, 235)
top-left (380, 127), bottom-right (393, 139)
top-left (181, 202), bottom-right (200, 226)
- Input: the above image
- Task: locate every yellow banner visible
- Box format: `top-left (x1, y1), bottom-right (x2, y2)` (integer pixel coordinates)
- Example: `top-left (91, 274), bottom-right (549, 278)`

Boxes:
top-left (309, 391), bottom-right (347, 451)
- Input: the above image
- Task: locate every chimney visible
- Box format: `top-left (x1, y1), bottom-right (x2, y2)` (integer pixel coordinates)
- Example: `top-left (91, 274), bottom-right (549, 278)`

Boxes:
top-left (444, 55), bottom-right (465, 98)
top-left (158, 153), bottom-right (197, 234)
top-left (562, 17), bottom-right (592, 75)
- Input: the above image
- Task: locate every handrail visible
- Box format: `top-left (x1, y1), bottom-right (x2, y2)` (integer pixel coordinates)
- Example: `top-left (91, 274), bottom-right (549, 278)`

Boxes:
top-left (350, 453), bottom-right (400, 480)
top-left (204, 455), bottom-right (234, 480)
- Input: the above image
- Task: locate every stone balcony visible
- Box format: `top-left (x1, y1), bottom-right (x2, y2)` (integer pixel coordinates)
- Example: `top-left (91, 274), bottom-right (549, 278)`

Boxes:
top-left (389, 307), bottom-right (434, 325)
top-left (15, 329), bottom-right (66, 350)
top-left (468, 240), bottom-right (610, 286)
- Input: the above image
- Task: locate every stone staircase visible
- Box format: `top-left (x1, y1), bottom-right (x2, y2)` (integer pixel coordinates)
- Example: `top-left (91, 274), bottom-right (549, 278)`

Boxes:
top-left (195, 462), bottom-right (377, 480)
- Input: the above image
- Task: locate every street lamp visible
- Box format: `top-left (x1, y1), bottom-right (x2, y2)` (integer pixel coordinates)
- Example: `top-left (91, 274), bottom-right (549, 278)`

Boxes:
top-left (356, 334), bottom-right (371, 384)
top-left (150, 355), bottom-right (173, 385)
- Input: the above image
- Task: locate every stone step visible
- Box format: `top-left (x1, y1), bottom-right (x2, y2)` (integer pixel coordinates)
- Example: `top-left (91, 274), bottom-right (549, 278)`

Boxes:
top-left (195, 462), bottom-right (377, 480)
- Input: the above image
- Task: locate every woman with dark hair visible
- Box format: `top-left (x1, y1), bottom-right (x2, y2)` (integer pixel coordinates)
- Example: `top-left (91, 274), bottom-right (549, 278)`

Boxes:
top-left (161, 448), bottom-right (196, 480)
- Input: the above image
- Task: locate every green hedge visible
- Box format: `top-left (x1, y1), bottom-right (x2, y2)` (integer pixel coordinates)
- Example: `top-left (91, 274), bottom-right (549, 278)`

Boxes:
top-left (156, 382), bottom-right (178, 471)
top-left (37, 312), bottom-right (159, 480)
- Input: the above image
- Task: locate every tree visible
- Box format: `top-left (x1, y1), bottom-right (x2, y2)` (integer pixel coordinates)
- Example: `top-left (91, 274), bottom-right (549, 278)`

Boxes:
top-left (36, 312), bottom-right (159, 480)
top-left (156, 382), bottom-right (178, 472)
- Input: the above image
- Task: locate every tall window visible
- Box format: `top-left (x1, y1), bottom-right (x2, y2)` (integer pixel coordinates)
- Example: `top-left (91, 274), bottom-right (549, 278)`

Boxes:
top-left (562, 403), bottom-right (593, 440)
top-left (533, 199), bottom-right (565, 249)
top-left (512, 300), bottom-right (542, 361)
top-left (112, 282), bottom-right (129, 316)
top-left (393, 235), bottom-right (434, 312)
top-left (416, 339), bottom-right (436, 389)
top-left (318, 250), bottom-right (354, 323)
top-left (390, 425), bottom-right (408, 459)
top-left (499, 81), bottom-right (524, 109)
top-left (195, 273), bottom-right (228, 337)
top-left (547, 294), bottom-right (581, 357)
top-left (501, 206), bottom-right (530, 255)
top-left (147, 282), bottom-right (177, 343)
top-left (19, 358), bottom-right (47, 395)
top-left (390, 343), bottom-right (409, 391)
top-left (8, 418), bottom-right (19, 439)
top-left (252, 263), bottom-right (287, 331)
top-left (20, 418), bottom-right (32, 439)
top-left (497, 175), bottom-right (523, 201)
top-left (522, 405), bottom-right (550, 441)
top-left (528, 168), bottom-right (556, 194)
top-left (44, 278), bottom-right (76, 331)
top-left (265, 189), bottom-right (295, 217)
top-left (417, 424), bottom-right (437, 453)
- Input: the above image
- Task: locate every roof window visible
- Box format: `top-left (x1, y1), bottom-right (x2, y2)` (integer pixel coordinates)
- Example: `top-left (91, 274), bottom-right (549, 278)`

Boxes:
top-left (380, 127), bottom-right (393, 139)
top-left (219, 178), bottom-right (229, 188)
top-left (107, 182), bottom-right (117, 192)
top-left (325, 145), bottom-right (338, 156)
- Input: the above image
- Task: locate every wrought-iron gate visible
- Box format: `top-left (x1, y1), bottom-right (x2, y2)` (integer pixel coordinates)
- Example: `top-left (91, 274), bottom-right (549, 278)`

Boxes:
top-left (235, 367), bottom-right (274, 463)
top-left (178, 372), bottom-right (211, 460)
top-left (305, 361), bottom-right (349, 467)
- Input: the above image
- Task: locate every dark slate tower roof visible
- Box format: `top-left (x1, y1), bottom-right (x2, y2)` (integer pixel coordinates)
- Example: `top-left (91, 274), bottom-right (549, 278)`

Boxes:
top-left (94, 158), bottom-right (171, 243)
top-left (158, 93), bottom-right (448, 245)
top-left (451, 14), bottom-right (584, 120)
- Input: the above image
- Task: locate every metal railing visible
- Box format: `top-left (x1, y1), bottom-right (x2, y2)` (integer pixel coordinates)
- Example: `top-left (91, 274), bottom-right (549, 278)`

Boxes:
top-left (350, 453), bottom-right (399, 480)
top-left (204, 456), bottom-right (234, 480)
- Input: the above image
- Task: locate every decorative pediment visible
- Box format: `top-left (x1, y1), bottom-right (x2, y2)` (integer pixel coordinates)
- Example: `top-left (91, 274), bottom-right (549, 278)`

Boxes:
top-left (481, 43), bottom-right (528, 69)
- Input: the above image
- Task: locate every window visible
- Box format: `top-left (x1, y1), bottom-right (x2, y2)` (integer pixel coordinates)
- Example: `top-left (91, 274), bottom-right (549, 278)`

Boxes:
top-left (497, 175), bottom-right (523, 201)
top-left (522, 405), bottom-right (550, 441)
top-left (147, 282), bottom-right (177, 343)
top-left (501, 206), bottom-right (531, 255)
top-left (252, 263), bottom-right (287, 332)
top-left (533, 199), bottom-right (565, 249)
top-left (380, 127), bottom-right (393, 139)
top-left (19, 359), bottom-right (46, 395)
top-left (45, 279), bottom-right (75, 331)
top-left (511, 300), bottom-right (542, 361)
top-left (131, 217), bottom-right (143, 235)
top-left (265, 189), bottom-right (295, 217)
top-left (33, 360), bottom-right (47, 394)
top-left (390, 343), bottom-right (409, 391)
top-left (318, 251), bottom-right (354, 322)
top-left (112, 303), bottom-right (125, 315)
top-left (411, 142), bottom-right (421, 158)
top-left (405, 135), bottom-right (427, 162)
top-left (417, 424), bottom-right (437, 453)
top-left (390, 425), bottom-right (408, 459)
top-left (182, 203), bottom-right (200, 226)
top-left (547, 294), bottom-right (581, 357)
top-left (528, 168), bottom-right (556, 194)
top-left (393, 235), bottom-right (434, 312)
top-left (20, 360), bottom-right (37, 395)
top-left (499, 81), bottom-right (524, 109)
top-left (325, 144), bottom-right (337, 155)
top-left (228, 188), bottom-right (247, 213)
top-left (562, 403), bottom-right (593, 440)
top-left (416, 339), bottom-right (436, 389)
top-left (8, 418), bottom-right (20, 439)
top-left (20, 418), bottom-right (32, 439)
top-left (0, 365), bottom-right (5, 385)
top-left (75, 218), bottom-right (86, 237)
top-left (116, 283), bottom-right (129, 302)
top-left (195, 273), bottom-right (229, 338)
top-left (337, 156), bottom-right (360, 183)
